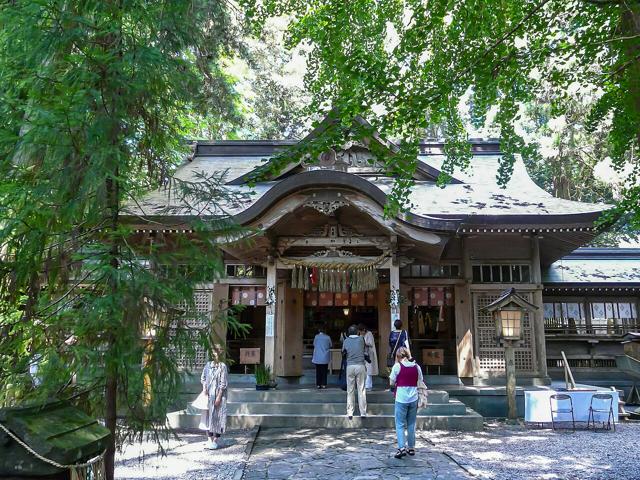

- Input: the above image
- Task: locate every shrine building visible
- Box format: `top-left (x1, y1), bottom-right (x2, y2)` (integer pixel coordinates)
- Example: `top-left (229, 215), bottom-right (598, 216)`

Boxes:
top-left (125, 118), bottom-right (640, 387)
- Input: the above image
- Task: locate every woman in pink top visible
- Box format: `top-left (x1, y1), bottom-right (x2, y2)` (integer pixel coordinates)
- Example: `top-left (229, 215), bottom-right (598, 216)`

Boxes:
top-left (389, 347), bottom-right (423, 458)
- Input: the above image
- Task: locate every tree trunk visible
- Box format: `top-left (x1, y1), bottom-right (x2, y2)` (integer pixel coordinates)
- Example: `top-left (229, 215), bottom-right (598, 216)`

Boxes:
top-left (103, 158), bottom-right (121, 479)
top-left (102, 99), bottom-right (121, 476)
top-left (104, 371), bottom-right (118, 480)
top-left (621, 5), bottom-right (640, 148)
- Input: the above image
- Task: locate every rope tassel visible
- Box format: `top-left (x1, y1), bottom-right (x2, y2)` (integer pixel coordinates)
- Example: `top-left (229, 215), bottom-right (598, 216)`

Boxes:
top-left (297, 264), bottom-right (305, 289)
top-left (71, 458), bottom-right (106, 480)
top-left (279, 253), bottom-right (387, 292)
top-left (303, 266), bottom-right (310, 290)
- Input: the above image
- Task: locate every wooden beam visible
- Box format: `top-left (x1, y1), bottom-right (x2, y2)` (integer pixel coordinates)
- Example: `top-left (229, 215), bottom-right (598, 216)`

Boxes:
top-left (277, 236), bottom-right (390, 251)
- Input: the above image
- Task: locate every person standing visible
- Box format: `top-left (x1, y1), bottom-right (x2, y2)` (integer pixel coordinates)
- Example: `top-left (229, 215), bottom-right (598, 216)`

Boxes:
top-left (389, 347), bottom-right (423, 459)
top-left (342, 324), bottom-right (368, 419)
top-left (200, 349), bottom-right (228, 450)
top-left (359, 323), bottom-right (378, 391)
top-left (388, 319), bottom-right (410, 360)
top-left (312, 323), bottom-right (332, 389)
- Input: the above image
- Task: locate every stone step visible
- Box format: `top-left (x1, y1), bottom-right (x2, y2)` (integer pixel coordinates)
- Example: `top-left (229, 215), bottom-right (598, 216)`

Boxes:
top-left (224, 400), bottom-right (468, 416)
top-left (225, 374), bottom-right (459, 387)
top-left (423, 375), bottom-right (463, 386)
top-left (226, 388), bottom-right (450, 404)
top-left (167, 409), bottom-right (483, 431)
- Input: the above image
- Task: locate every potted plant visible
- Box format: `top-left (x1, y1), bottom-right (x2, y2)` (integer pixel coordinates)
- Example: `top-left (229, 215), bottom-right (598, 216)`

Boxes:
top-left (255, 364), bottom-right (271, 391)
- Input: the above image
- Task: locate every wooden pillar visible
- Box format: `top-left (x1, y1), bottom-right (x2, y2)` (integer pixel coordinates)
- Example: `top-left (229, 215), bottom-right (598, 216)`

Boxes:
top-left (459, 236), bottom-right (478, 379)
top-left (378, 283), bottom-right (391, 374)
top-left (276, 283), bottom-right (303, 377)
top-left (454, 284), bottom-right (474, 378)
top-left (531, 235), bottom-right (549, 381)
top-left (389, 260), bottom-right (400, 330)
top-left (399, 283), bottom-right (410, 332)
top-left (264, 260), bottom-right (277, 371)
top-left (211, 283), bottom-right (230, 351)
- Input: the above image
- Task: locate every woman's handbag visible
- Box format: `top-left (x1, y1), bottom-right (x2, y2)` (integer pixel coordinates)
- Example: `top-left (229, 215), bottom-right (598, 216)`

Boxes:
top-left (338, 355), bottom-right (348, 391)
top-left (362, 337), bottom-right (371, 364)
top-left (417, 379), bottom-right (429, 408)
top-left (386, 330), bottom-right (404, 367)
top-left (191, 390), bottom-right (209, 411)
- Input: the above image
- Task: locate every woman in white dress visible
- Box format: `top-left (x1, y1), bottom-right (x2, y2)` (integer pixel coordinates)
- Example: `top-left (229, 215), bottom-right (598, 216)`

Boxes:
top-left (200, 349), bottom-right (228, 450)
top-left (359, 323), bottom-right (378, 391)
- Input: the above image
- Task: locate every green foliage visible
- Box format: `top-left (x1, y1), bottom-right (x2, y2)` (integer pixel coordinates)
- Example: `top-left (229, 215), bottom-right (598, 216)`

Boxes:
top-left (239, 20), bottom-right (308, 139)
top-left (0, 1), bottom-right (250, 475)
top-left (242, 0), bottom-right (640, 226)
top-left (254, 364), bottom-right (272, 385)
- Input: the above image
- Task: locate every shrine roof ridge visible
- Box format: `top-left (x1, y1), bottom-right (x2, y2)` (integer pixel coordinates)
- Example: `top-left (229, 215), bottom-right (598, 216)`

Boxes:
top-left (192, 139), bottom-right (502, 157)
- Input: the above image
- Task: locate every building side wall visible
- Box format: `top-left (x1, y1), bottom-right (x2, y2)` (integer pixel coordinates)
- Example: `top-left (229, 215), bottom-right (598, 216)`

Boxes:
top-left (464, 235), bottom-right (547, 384)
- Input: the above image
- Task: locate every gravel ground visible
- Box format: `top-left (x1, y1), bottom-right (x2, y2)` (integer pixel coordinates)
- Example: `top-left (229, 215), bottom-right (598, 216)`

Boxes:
top-left (114, 428), bottom-right (257, 480)
top-left (113, 423), bottom-right (639, 479)
top-left (426, 421), bottom-right (640, 480)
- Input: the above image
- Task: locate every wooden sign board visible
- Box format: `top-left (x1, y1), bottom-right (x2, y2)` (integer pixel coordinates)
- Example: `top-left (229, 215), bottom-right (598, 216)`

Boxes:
top-left (422, 348), bottom-right (445, 366)
top-left (240, 348), bottom-right (261, 365)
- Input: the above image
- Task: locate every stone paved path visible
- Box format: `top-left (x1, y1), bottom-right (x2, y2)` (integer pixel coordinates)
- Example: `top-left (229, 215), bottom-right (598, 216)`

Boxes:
top-left (242, 428), bottom-right (471, 480)
top-left (115, 428), bottom-right (257, 480)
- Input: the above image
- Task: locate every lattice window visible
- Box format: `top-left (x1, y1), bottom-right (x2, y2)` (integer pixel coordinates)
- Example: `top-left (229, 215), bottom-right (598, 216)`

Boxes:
top-left (174, 290), bottom-right (213, 371)
top-left (473, 292), bottom-right (535, 373)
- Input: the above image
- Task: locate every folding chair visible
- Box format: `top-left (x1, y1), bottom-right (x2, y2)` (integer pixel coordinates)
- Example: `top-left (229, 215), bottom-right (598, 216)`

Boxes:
top-left (587, 393), bottom-right (616, 432)
top-left (550, 394), bottom-right (575, 431)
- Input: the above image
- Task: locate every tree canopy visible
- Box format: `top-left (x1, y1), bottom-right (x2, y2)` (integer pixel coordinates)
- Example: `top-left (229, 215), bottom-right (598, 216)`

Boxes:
top-left (243, 0), bottom-right (639, 227)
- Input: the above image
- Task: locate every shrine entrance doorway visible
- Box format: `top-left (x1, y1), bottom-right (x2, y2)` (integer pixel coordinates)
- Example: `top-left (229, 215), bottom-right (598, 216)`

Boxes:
top-left (407, 286), bottom-right (457, 375)
top-left (301, 290), bottom-right (380, 371)
top-left (226, 286), bottom-right (267, 374)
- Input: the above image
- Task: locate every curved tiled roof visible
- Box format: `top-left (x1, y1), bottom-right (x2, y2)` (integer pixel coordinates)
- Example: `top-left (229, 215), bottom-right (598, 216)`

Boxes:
top-left (127, 147), bottom-right (608, 232)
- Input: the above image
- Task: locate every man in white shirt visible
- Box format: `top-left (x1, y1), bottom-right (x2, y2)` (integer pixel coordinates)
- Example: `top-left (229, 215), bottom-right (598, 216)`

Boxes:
top-left (312, 324), bottom-right (332, 389)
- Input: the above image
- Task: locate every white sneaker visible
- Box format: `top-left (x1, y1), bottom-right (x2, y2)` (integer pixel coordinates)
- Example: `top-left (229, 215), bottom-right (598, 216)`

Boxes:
top-left (204, 440), bottom-right (217, 450)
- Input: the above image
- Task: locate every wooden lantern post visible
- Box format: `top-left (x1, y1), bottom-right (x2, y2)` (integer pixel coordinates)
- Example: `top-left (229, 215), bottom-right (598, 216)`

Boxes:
top-left (484, 288), bottom-right (538, 422)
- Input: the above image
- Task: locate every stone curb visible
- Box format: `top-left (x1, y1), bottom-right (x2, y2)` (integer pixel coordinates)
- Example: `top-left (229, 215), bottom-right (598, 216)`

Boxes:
top-left (418, 432), bottom-right (476, 478)
top-left (237, 426), bottom-right (260, 480)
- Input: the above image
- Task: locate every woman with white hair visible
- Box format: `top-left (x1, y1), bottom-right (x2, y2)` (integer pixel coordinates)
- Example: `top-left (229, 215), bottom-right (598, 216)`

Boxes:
top-left (358, 323), bottom-right (378, 391)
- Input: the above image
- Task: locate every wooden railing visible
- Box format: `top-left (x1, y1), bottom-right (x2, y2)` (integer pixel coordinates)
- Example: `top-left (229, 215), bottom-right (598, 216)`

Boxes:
top-left (544, 317), bottom-right (640, 336)
top-left (547, 358), bottom-right (618, 369)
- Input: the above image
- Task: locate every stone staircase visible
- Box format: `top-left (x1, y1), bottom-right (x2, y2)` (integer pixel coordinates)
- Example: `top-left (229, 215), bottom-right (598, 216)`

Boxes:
top-left (167, 387), bottom-right (483, 431)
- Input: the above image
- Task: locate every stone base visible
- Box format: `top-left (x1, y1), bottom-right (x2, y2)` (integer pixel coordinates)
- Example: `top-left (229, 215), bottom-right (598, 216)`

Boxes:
top-left (473, 373), bottom-right (552, 386)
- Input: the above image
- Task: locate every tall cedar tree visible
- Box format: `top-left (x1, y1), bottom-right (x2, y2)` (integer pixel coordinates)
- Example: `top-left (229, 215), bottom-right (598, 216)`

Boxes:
top-left (0, 2), bottom-right (249, 478)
